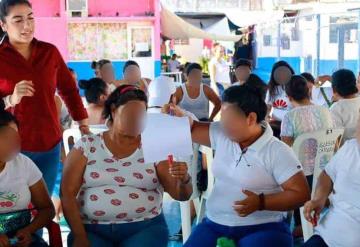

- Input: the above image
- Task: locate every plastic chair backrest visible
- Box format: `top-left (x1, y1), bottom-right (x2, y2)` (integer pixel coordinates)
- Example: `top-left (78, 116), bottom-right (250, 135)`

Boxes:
top-left (63, 127), bottom-right (107, 155)
top-left (189, 144), bottom-right (200, 200)
top-left (292, 128), bottom-right (344, 193)
top-left (200, 145), bottom-right (215, 199)
top-left (293, 128), bottom-right (343, 241)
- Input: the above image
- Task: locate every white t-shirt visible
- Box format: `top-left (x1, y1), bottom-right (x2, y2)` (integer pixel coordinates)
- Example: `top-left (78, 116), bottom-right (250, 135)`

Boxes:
top-left (168, 59), bottom-right (181, 72)
top-left (265, 86), bottom-right (292, 121)
top-left (206, 122), bottom-right (303, 226)
top-left (330, 97), bottom-right (360, 142)
top-left (0, 154), bottom-right (42, 213)
top-left (210, 57), bottom-right (231, 84)
top-left (315, 139), bottom-right (360, 247)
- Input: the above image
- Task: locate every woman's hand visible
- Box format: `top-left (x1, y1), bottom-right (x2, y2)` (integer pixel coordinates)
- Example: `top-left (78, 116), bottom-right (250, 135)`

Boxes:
top-left (10, 81), bottom-right (35, 106)
top-left (161, 104), bottom-right (194, 128)
top-left (79, 125), bottom-right (91, 136)
top-left (233, 190), bottom-right (260, 217)
top-left (303, 199), bottom-right (325, 226)
top-left (169, 161), bottom-right (190, 183)
top-left (316, 75), bottom-right (331, 86)
top-left (161, 103), bottom-right (185, 117)
top-left (0, 235), bottom-right (10, 247)
top-left (15, 228), bottom-right (32, 247)
top-left (73, 236), bottom-right (90, 247)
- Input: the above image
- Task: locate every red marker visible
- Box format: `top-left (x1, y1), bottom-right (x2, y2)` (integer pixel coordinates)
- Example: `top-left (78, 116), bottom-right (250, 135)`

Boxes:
top-left (168, 155), bottom-right (174, 167)
top-left (312, 213), bottom-right (318, 227)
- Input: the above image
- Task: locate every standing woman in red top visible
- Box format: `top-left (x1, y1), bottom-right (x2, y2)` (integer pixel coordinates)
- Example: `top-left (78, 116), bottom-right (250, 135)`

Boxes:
top-left (0, 0), bottom-right (89, 194)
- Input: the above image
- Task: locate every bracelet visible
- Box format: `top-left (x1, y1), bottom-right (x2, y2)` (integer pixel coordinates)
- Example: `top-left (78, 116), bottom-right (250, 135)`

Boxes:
top-left (181, 175), bottom-right (191, 185)
top-left (259, 193), bottom-right (265, 211)
top-left (3, 95), bottom-right (14, 109)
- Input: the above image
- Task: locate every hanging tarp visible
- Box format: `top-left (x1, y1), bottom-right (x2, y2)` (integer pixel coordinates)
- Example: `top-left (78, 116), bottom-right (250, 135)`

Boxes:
top-left (223, 9), bottom-right (284, 27)
top-left (161, 5), bottom-right (242, 42)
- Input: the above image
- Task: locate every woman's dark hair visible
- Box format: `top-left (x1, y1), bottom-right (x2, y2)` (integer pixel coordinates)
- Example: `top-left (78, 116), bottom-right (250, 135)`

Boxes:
top-left (332, 69), bottom-right (358, 97)
top-left (268, 61), bottom-right (295, 101)
top-left (222, 84), bottom-right (267, 123)
top-left (186, 63), bottom-right (202, 75)
top-left (301, 72), bottom-right (315, 84)
top-left (79, 78), bottom-right (108, 104)
top-left (0, 100), bottom-right (18, 129)
top-left (91, 59), bottom-right (111, 70)
top-left (0, 0), bottom-right (32, 39)
top-left (103, 85), bottom-right (147, 122)
top-left (285, 75), bottom-right (310, 102)
top-left (123, 60), bottom-right (139, 73)
top-left (235, 59), bottom-right (252, 70)
top-left (244, 74), bottom-right (268, 101)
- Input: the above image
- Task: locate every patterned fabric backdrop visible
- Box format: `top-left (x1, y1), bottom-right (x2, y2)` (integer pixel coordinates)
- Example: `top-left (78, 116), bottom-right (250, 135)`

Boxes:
top-left (68, 23), bottom-right (128, 61)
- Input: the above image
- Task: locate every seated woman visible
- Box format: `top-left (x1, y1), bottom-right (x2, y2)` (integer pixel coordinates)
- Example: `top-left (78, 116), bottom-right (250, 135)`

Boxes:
top-left (175, 63), bottom-right (221, 121)
top-left (167, 85), bottom-right (310, 246)
top-left (91, 60), bottom-right (119, 92)
top-left (232, 59), bottom-right (252, 86)
top-left (79, 78), bottom-right (110, 126)
top-left (266, 61), bottom-right (295, 137)
top-left (303, 117), bottom-right (360, 247)
top-left (242, 74), bottom-right (267, 101)
top-left (300, 72), bottom-right (315, 99)
top-left (118, 60), bottom-right (151, 95)
top-left (61, 85), bottom-right (193, 247)
top-left (330, 69), bottom-right (360, 142)
top-left (0, 102), bottom-right (54, 247)
top-left (281, 75), bottom-right (334, 184)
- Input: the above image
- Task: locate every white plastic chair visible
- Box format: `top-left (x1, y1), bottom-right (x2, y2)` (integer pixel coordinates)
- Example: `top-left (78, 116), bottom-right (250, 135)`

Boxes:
top-left (292, 128), bottom-right (344, 241)
top-left (196, 145), bottom-right (215, 225)
top-left (179, 144), bottom-right (201, 243)
top-left (63, 127), bottom-right (107, 155)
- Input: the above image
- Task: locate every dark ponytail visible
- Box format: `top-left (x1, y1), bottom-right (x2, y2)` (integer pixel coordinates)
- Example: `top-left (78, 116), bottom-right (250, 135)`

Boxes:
top-left (103, 85), bottom-right (147, 122)
top-left (0, 99), bottom-right (19, 128)
top-left (91, 61), bottom-right (98, 70)
top-left (79, 78), bottom-right (108, 104)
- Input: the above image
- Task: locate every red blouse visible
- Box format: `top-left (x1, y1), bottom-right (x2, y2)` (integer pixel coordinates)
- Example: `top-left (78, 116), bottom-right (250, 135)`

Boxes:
top-left (0, 38), bottom-right (88, 152)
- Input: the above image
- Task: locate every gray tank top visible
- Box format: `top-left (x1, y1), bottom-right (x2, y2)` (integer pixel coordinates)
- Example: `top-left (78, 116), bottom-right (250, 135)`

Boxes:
top-left (179, 84), bottom-right (209, 120)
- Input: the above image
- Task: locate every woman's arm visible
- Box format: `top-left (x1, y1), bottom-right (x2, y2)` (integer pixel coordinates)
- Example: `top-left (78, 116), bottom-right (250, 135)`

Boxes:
top-left (262, 172), bottom-right (310, 211)
top-left (191, 121), bottom-right (211, 147)
top-left (204, 85), bottom-right (221, 121)
top-left (234, 172), bottom-right (310, 216)
top-left (61, 149), bottom-right (89, 244)
top-left (303, 171), bottom-right (333, 225)
top-left (24, 180), bottom-right (55, 233)
top-left (55, 48), bottom-right (88, 128)
top-left (15, 180), bottom-right (55, 246)
top-left (161, 104), bottom-right (211, 146)
top-left (156, 161), bottom-right (192, 201)
top-left (209, 62), bottom-right (218, 95)
top-left (174, 87), bottom-right (184, 105)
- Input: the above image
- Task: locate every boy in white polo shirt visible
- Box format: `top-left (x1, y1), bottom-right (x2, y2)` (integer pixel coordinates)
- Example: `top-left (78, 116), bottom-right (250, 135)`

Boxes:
top-left (177, 85), bottom-right (310, 247)
top-left (303, 116), bottom-right (360, 247)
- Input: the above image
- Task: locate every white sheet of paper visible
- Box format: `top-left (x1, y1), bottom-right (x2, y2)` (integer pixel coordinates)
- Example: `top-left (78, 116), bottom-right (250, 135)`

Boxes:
top-left (141, 113), bottom-right (193, 163)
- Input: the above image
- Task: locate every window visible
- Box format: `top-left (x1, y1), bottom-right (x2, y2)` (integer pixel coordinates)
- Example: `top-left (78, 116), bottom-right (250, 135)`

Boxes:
top-left (263, 35), bottom-right (272, 46)
top-left (329, 16), bottom-right (357, 44)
